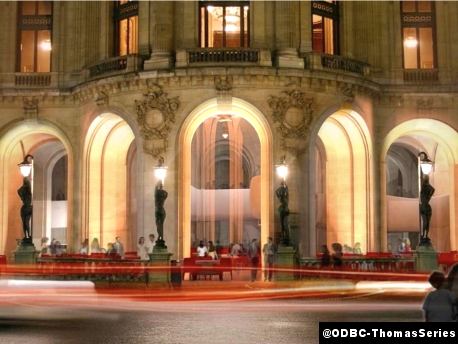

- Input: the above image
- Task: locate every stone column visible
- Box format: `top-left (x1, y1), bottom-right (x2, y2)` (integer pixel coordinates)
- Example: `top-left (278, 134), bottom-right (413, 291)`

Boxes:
top-left (274, 1), bottom-right (304, 69)
top-left (339, 1), bottom-right (354, 58)
top-left (0, 2), bottom-right (17, 74)
top-left (144, 1), bottom-right (174, 70)
top-left (138, 0), bottom-right (150, 56)
top-left (299, 1), bottom-right (312, 54)
top-left (98, 1), bottom-right (113, 60)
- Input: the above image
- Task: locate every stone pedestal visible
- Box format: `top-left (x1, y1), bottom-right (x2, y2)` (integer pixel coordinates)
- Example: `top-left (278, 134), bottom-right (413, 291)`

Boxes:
top-left (275, 245), bottom-right (296, 281)
top-left (276, 48), bottom-right (304, 69)
top-left (148, 246), bottom-right (173, 284)
top-left (14, 242), bottom-right (38, 264)
top-left (144, 53), bottom-right (173, 70)
top-left (415, 243), bottom-right (438, 272)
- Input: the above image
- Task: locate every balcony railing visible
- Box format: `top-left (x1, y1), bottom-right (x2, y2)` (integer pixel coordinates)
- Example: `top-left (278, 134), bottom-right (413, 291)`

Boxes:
top-left (87, 54), bottom-right (143, 79)
top-left (176, 48), bottom-right (272, 67)
top-left (15, 73), bottom-right (52, 87)
top-left (304, 53), bottom-right (370, 77)
top-left (403, 69), bottom-right (438, 83)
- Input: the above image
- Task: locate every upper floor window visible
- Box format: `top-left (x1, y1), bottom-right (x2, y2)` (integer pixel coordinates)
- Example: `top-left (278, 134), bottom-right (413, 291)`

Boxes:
top-left (401, 1), bottom-right (436, 69)
top-left (114, 0), bottom-right (138, 56)
top-left (312, 1), bottom-right (339, 55)
top-left (17, 1), bottom-right (53, 73)
top-left (199, 1), bottom-right (250, 48)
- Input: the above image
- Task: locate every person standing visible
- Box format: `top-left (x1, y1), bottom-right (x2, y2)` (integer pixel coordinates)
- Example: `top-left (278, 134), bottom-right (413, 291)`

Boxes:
top-left (113, 236), bottom-right (125, 258)
top-left (137, 237), bottom-right (149, 261)
top-left (423, 271), bottom-right (456, 322)
top-left (248, 238), bottom-right (260, 282)
top-left (262, 237), bottom-right (276, 281)
top-left (145, 234), bottom-right (156, 254)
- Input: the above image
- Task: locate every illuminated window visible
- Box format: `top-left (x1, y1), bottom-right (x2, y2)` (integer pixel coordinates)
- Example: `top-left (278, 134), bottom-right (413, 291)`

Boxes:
top-left (17, 1), bottom-right (52, 73)
top-left (114, 0), bottom-right (138, 56)
top-left (199, 1), bottom-right (249, 48)
top-left (312, 1), bottom-right (339, 55)
top-left (401, 1), bottom-right (436, 69)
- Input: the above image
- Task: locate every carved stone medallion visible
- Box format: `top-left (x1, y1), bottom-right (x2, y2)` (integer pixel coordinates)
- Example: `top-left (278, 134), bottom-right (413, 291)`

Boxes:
top-left (135, 83), bottom-right (180, 157)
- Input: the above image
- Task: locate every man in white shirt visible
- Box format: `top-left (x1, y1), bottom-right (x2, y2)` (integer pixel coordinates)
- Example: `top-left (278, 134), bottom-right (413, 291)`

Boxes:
top-left (196, 240), bottom-right (208, 257)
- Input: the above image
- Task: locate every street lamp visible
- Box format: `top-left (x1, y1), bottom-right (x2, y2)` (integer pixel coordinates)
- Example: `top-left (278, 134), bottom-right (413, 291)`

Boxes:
top-left (275, 156), bottom-right (290, 245)
top-left (418, 151), bottom-right (435, 246)
top-left (17, 154), bottom-right (34, 245)
top-left (154, 157), bottom-right (168, 249)
top-left (275, 156), bottom-right (289, 182)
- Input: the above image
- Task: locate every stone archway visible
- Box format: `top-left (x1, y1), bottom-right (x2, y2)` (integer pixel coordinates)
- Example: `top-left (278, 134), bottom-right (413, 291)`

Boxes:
top-left (0, 121), bottom-right (73, 255)
top-left (177, 98), bottom-right (273, 260)
top-left (381, 119), bottom-right (458, 251)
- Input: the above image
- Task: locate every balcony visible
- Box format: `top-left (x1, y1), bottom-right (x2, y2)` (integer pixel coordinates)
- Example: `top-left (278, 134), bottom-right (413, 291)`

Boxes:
top-left (86, 54), bottom-right (143, 80)
top-left (176, 48), bottom-right (272, 68)
top-left (403, 69), bottom-right (438, 83)
top-left (14, 73), bottom-right (54, 88)
top-left (305, 53), bottom-right (370, 77)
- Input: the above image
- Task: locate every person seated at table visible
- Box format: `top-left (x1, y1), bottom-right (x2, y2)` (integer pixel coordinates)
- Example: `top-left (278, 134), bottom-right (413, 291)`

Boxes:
top-left (208, 241), bottom-right (218, 260)
top-left (79, 239), bottom-right (89, 255)
top-left (197, 240), bottom-right (208, 257)
top-left (403, 238), bottom-right (412, 253)
top-left (106, 242), bottom-right (116, 256)
top-left (331, 243), bottom-right (343, 268)
top-left (55, 241), bottom-right (65, 256)
top-left (90, 238), bottom-right (105, 254)
top-left (230, 242), bottom-right (242, 256)
top-left (353, 242), bottom-right (362, 255)
top-left (40, 237), bottom-right (49, 256)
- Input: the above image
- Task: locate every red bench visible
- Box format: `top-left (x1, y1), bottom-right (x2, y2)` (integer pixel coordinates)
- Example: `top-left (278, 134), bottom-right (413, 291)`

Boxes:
top-left (182, 256), bottom-right (233, 281)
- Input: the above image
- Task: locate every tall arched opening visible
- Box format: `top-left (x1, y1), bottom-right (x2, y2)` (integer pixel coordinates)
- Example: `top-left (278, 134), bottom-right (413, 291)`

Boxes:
top-left (312, 109), bottom-right (373, 254)
top-left (382, 119), bottom-right (458, 252)
top-left (178, 98), bottom-right (273, 260)
top-left (0, 122), bottom-right (73, 255)
top-left (82, 113), bottom-right (138, 251)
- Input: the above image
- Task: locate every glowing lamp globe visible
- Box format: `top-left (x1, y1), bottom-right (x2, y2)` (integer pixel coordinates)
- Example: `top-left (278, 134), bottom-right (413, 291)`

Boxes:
top-left (154, 158), bottom-right (168, 183)
top-left (420, 159), bottom-right (433, 175)
top-left (275, 159), bottom-right (288, 181)
top-left (18, 155), bottom-right (33, 177)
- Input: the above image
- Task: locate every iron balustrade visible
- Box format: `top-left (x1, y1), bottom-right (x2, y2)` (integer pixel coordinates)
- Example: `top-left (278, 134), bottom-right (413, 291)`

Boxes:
top-left (320, 54), bottom-right (368, 75)
top-left (188, 48), bottom-right (260, 64)
top-left (88, 56), bottom-right (128, 78)
top-left (403, 69), bottom-right (438, 83)
top-left (15, 73), bottom-right (52, 87)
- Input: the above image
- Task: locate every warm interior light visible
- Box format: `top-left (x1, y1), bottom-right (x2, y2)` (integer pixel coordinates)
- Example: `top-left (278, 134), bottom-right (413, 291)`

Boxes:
top-left (222, 132), bottom-right (229, 139)
top-left (40, 39), bottom-right (52, 51)
top-left (225, 24), bottom-right (238, 32)
top-left (404, 36), bottom-right (418, 48)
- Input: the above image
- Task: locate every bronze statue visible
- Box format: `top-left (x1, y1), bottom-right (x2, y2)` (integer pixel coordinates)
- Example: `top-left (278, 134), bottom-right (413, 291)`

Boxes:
top-left (17, 177), bottom-right (32, 241)
top-left (420, 175), bottom-right (435, 241)
top-left (155, 181), bottom-right (168, 245)
top-left (275, 181), bottom-right (290, 245)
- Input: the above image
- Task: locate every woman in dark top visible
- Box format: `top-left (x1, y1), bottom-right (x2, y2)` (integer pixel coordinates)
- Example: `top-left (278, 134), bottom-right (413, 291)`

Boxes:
top-left (331, 243), bottom-right (343, 268)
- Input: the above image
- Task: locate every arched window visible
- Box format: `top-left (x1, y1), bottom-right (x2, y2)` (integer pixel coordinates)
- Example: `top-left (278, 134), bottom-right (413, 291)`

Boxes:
top-left (17, 1), bottom-right (53, 72)
top-left (401, 1), bottom-right (436, 69)
top-left (114, 0), bottom-right (138, 56)
top-left (199, 1), bottom-right (250, 48)
top-left (311, 1), bottom-right (339, 55)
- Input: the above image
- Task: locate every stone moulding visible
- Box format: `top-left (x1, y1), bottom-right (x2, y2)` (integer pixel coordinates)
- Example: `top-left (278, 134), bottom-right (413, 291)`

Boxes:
top-left (135, 83), bottom-right (180, 157)
top-left (268, 89), bottom-right (315, 152)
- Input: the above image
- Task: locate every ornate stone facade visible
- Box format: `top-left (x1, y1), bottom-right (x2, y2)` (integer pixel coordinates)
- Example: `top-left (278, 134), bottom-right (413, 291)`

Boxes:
top-left (0, 1), bottom-right (456, 260)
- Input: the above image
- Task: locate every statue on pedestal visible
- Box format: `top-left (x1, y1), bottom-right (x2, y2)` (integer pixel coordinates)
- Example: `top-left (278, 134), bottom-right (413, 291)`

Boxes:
top-left (17, 178), bottom-right (32, 243)
top-left (420, 175), bottom-right (435, 244)
top-left (155, 181), bottom-right (168, 248)
top-left (276, 181), bottom-right (290, 245)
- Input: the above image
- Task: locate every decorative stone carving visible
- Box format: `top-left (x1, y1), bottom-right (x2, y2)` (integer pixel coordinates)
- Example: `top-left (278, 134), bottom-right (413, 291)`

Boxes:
top-left (268, 89), bottom-right (314, 139)
top-left (23, 97), bottom-right (39, 120)
top-left (214, 76), bottom-right (233, 92)
top-left (268, 89), bottom-right (314, 153)
top-left (338, 82), bottom-right (355, 99)
top-left (135, 83), bottom-right (179, 157)
top-left (94, 90), bottom-right (109, 106)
